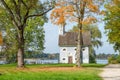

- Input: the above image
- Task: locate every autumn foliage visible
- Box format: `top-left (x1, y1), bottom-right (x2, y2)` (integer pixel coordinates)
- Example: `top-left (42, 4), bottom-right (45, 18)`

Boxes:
top-left (51, 0), bottom-right (103, 25)
top-left (0, 32), bottom-right (3, 45)
top-left (51, 0), bottom-right (104, 67)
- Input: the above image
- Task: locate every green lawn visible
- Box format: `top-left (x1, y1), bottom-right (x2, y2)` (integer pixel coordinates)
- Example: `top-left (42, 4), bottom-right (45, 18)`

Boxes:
top-left (0, 64), bottom-right (104, 80)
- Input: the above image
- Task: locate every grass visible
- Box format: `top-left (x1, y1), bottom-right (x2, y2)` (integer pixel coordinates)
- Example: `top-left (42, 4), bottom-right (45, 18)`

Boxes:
top-left (81, 63), bottom-right (107, 67)
top-left (0, 63), bottom-right (104, 80)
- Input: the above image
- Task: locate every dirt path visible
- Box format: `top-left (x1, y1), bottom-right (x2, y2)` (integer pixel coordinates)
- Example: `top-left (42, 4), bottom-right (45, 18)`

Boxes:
top-left (100, 64), bottom-right (120, 80)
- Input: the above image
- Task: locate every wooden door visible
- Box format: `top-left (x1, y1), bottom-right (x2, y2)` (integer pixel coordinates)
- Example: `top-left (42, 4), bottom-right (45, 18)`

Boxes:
top-left (68, 56), bottom-right (73, 64)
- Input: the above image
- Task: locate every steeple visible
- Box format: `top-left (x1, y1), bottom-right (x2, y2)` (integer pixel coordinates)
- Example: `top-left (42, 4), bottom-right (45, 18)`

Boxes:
top-left (59, 24), bottom-right (65, 35)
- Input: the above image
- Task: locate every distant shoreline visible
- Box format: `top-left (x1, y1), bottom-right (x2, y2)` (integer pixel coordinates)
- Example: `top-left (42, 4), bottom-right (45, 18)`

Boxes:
top-left (96, 59), bottom-right (108, 64)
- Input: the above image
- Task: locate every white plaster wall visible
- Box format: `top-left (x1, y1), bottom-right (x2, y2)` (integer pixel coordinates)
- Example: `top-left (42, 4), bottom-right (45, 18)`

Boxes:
top-left (59, 47), bottom-right (76, 63)
top-left (82, 47), bottom-right (89, 63)
top-left (59, 26), bottom-right (64, 35)
top-left (59, 46), bottom-right (89, 64)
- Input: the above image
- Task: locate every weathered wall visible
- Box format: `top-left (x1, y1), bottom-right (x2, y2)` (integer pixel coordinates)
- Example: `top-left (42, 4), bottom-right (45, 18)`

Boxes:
top-left (59, 46), bottom-right (89, 63)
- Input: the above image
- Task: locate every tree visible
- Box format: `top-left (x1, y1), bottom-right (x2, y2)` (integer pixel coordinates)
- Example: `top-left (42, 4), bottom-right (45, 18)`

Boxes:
top-left (104, 0), bottom-right (120, 53)
top-left (0, 17), bottom-right (45, 63)
top-left (51, 0), bottom-right (104, 67)
top-left (24, 17), bottom-right (45, 54)
top-left (0, 0), bottom-right (54, 68)
top-left (69, 24), bottom-right (102, 63)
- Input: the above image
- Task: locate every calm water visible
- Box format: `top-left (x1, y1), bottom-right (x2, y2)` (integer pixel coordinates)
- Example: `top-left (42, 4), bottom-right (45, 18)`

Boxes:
top-left (25, 59), bottom-right (108, 64)
top-left (96, 59), bottom-right (108, 64)
top-left (24, 59), bottom-right (59, 64)
top-left (0, 59), bottom-right (108, 64)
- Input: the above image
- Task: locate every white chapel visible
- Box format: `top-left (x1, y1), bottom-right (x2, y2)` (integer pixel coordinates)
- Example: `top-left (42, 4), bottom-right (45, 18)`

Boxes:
top-left (58, 26), bottom-right (91, 64)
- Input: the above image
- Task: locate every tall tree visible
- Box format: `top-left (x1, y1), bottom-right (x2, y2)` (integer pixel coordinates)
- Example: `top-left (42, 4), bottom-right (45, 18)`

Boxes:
top-left (104, 0), bottom-right (120, 53)
top-left (0, 0), bottom-right (54, 68)
top-left (0, 17), bottom-right (45, 63)
top-left (51, 0), bottom-right (104, 67)
top-left (69, 24), bottom-right (102, 63)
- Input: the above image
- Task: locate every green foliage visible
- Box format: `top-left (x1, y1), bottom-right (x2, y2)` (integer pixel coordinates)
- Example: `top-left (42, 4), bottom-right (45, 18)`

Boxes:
top-left (108, 54), bottom-right (120, 64)
top-left (0, 0), bottom-right (50, 63)
top-left (96, 53), bottom-right (113, 59)
top-left (104, 0), bottom-right (120, 52)
top-left (89, 53), bottom-right (96, 63)
top-left (69, 24), bottom-right (102, 47)
top-left (69, 24), bottom-right (102, 63)
top-left (116, 55), bottom-right (120, 63)
top-left (24, 17), bottom-right (45, 53)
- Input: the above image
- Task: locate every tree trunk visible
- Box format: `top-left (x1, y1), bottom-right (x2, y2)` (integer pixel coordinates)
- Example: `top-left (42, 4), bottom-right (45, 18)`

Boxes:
top-left (17, 28), bottom-right (25, 68)
top-left (76, 19), bottom-right (83, 67)
top-left (76, 30), bottom-right (81, 67)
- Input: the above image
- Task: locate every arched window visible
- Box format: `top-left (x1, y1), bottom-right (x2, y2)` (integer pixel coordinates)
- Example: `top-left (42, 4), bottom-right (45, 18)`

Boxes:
top-left (82, 48), bottom-right (85, 51)
top-left (74, 48), bottom-right (77, 51)
top-left (63, 58), bottom-right (65, 60)
top-left (63, 48), bottom-right (66, 51)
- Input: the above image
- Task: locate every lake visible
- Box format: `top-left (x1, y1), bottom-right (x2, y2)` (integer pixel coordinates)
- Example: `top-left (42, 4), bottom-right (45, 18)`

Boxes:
top-left (24, 59), bottom-right (108, 64)
top-left (24, 59), bottom-right (59, 64)
top-left (96, 59), bottom-right (108, 64)
top-left (0, 59), bottom-right (108, 64)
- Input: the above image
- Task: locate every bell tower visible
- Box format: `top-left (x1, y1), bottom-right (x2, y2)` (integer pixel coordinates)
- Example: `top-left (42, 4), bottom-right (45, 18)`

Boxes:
top-left (59, 24), bottom-right (65, 35)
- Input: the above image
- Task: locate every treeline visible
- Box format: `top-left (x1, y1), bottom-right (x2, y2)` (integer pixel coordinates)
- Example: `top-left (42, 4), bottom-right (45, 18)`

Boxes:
top-left (24, 52), bottom-right (59, 60)
top-left (96, 53), bottom-right (119, 59)
top-left (0, 51), bottom-right (59, 63)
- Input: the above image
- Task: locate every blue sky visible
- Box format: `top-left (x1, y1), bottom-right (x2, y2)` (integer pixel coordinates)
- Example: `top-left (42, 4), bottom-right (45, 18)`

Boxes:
top-left (43, 12), bottom-right (117, 54)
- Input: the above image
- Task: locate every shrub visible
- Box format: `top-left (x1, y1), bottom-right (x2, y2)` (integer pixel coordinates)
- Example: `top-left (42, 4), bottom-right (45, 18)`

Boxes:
top-left (116, 55), bottom-right (120, 63)
top-left (110, 60), bottom-right (118, 64)
top-left (108, 55), bottom-right (116, 63)
top-left (108, 54), bottom-right (120, 64)
top-left (89, 54), bottom-right (96, 63)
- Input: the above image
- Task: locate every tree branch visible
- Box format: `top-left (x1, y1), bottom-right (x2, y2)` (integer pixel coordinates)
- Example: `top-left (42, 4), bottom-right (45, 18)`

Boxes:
top-left (26, 7), bottom-right (53, 19)
top-left (11, 0), bottom-right (21, 23)
top-left (0, 0), bottom-right (18, 27)
top-left (22, 8), bottom-right (30, 28)
top-left (1, 0), bottom-right (14, 19)
top-left (18, 0), bottom-right (22, 23)
top-left (11, 0), bottom-right (17, 7)
top-left (21, 0), bottom-right (29, 9)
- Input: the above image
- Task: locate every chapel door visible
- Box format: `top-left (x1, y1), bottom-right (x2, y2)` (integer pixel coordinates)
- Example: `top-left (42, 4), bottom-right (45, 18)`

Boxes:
top-left (68, 56), bottom-right (73, 64)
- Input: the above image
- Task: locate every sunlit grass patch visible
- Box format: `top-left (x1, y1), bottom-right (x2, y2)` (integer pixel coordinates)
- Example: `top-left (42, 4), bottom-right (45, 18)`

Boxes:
top-left (0, 63), bottom-right (103, 80)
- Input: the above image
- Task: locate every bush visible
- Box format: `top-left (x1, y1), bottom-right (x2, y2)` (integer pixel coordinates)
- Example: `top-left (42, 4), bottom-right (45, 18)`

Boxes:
top-left (116, 55), bottom-right (120, 63)
top-left (89, 54), bottom-right (96, 63)
top-left (110, 60), bottom-right (118, 64)
top-left (108, 54), bottom-right (120, 64)
top-left (108, 55), bottom-right (115, 63)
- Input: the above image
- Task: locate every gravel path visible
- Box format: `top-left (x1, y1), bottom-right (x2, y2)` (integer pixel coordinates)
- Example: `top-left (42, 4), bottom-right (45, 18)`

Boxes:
top-left (100, 64), bottom-right (120, 80)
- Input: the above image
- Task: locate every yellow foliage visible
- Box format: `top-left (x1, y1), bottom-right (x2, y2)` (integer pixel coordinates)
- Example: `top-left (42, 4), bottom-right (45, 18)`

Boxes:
top-left (113, 0), bottom-right (120, 5)
top-left (82, 17), bottom-right (97, 24)
top-left (51, 7), bottom-right (66, 25)
top-left (51, 0), bottom-right (102, 26)
top-left (88, 4), bottom-right (99, 12)
top-left (51, 4), bottom-right (75, 25)
top-left (99, 10), bottom-right (106, 15)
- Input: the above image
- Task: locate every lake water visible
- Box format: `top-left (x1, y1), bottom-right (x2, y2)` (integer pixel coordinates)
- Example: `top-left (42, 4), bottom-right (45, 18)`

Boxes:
top-left (0, 59), bottom-right (108, 64)
top-left (25, 59), bottom-right (108, 64)
top-left (24, 59), bottom-right (59, 64)
top-left (96, 59), bottom-right (108, 64)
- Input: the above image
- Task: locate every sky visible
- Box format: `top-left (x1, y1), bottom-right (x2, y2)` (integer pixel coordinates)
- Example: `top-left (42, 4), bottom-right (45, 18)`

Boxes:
top-left (43, 12), bottom-right (117, 54)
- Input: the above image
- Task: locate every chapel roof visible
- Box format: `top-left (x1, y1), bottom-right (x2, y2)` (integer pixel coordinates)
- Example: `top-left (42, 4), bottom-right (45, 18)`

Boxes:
top-left (59, 31), bottom-right (91, 46)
